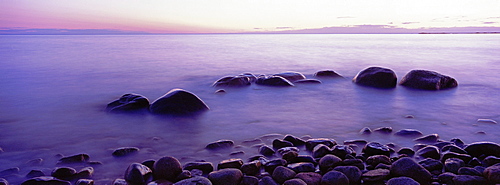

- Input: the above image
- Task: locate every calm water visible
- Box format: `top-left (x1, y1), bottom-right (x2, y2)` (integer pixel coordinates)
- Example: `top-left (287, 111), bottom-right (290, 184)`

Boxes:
top-left (0, 34), bottom-right (499, 184)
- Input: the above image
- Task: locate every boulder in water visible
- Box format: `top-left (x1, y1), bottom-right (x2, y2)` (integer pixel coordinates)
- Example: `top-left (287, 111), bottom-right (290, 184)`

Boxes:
top-left (399, 70), bottom-right (458, 90)
top-left (256, 76), bottom-right (294, 87)
top-left (106, 93), bottom-right (149, 112)
top-left (314, 70), bottom-right (343, 78)
top-left (353, 67), bottom-right (397, 88)
top-left (274, 72), bottom-right (306, 82)
top-left (150, 89), bottom-right (209, 115)
top-left (212, 76), bottom-right (251, 87)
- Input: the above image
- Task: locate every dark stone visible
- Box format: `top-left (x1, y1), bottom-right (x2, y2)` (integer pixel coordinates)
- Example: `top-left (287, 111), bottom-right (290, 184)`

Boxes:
top-left (394, 129), bottom-right (423, 137)
top-left (294, 79), bottom-right (322, 84)
top-left (441, 152), bottom-right (472, 164)
top-left (483, 156), bottom-right (500, 166)
top-left (343, 140), bottom-right (368, 146)
top-left (283, 179), bottom-right (307, 185)
top-left (51, 167), bottom-right (77, 180)
top-left (390, 157), bottom-right (432, 185)
top-left (438, 172), bottom-right (456, 185)
top-left (362, 142), bottom-right (391, 157)
top-left (305, 138), bottom-right (336, 152)
top-left (230, 151), bottom-right (245, 157)
top-left (259, 145), bottom-right (276, 157)
top-left (241, 73), bottom-right (257, 83)
top-left (57, 153), bottom-right (90, 164)
top-left (272, 166), bottom-right (297, 184)
top-left (416, 145), bottom-right (440, 160)
top-left (0, 178), bottom-right (7, 185)
top-left (112, 147), bottom-right (139, 157)
top-left (341, 159), bottom-right (365, 171)
top-left (124, 163), bottom-right (152, 184)
top-left (206, 140), bottom-right (234, 150)
top-left (264, 159), bottom-right (287, 174)
top-left (442, 144), bottom-right (467, 154)
top-left (256, 76), bottom-right (294, 86)
top-left (314, 70), bottom-right (343, 78)
top-left (366, 155), bottom-right (391, 167)
top-left (154, 156), bottom-right (182, 181)
top-left (333, 166), bottom-right (361, 185)
top-left (282, 151), bottom-right (299, 162)
top-left (141, 159), bottom-right (155, 171)
top-left (277, 147), bottom-right (299, 156)
top-left (258, 176), bottom-right (279, 185)
top-left (274, 72), bottom-right (306, 82)
top-left (26, 170), bottom-right (45, 178)
top-left (287, 163), bottom-right (315, 173)
top-left (444, 158), bottom-right (465, 174)
top-left (21, 176), bottom-right (71, 185)
top-left (218, 158), bottom-right (244, 170)
top-left (0, 167), bottom-right (19, 177)
top-left (419, 158), bottom-right (443, 172)
top-left (464, 142), bottom-right (500, 158)
top-left (414, 134), bottom-right (439, 144)
top-left (458, 167), bottom-right (482, 176)
top-left (397, 147), bottom-right (415, 157)
top-left (240, 161), bottom-right (261, 176)
top-left (77, 167), bottom-right (94, 179)
top-left (318, 154), bottom-right (342, 174)
top-left (289, 155), bottom-right (316, 165)
top-left (468, 157), bottom-right (482, 166)
top-left (359, 127), bottom-right (371, 135)
top-left (331, 145), bottom-right (355, 159)
top-left (174, 176), bottom-right (212, 185)
top-left (283, 135), bottom-right (306, 147)
top-left (273, 139), bottom-right (294, 149)
top-left (75, 179), bottom-right (94, 185)
top-left (451, 138), bottom-right (466, 148)
top-left (483, 164), bottom-right (500, 183)
top-left (183, 161), bottom-right (214, 175)
top-left (353, 66), bottom-right (397, 88)
top-left (374, 163), bottom-right (391, 170)
top-left (208, 169), bottom-right (243, 185)
top-left (149, 89), bottom-right (209, 115)
top-left (295, 172), bottom-right (321, 185)
top-left (312, 144), bottom-right (331, 158)
top-left (112, 178), bottom-right (127, 185)
top-left (176, 170), bottom-right (192, 181)
top-left (240, 176), bottom-right (259, 185)
top-left (321, 170), bottom-right (349, 185)
top-left (399, 69), bottom-right (458, 90)
top-left (373, 127), bottom-right (392, 134)
top-left (213, 76), bottom-right (251, 87)
top-left (361, 169), bottom-right (390, 183)
top-left (452, 175), bottom-right (488, 185)
top-left (106, 93), bottom-right (149, 112)
top-left (386, 177), bottom-right (420, 185)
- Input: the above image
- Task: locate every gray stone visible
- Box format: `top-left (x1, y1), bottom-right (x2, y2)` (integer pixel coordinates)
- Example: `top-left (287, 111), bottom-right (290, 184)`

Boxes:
top-left (288, 163), bottom-right (315, 173)
top-left (314, 70), bottom-right (342, 78)
top-left (359, 127), bottom-right (371, 135)
top-left (174, 176), bottom-right (212, 185)
top-left (208, 169), bottom-right (243, 185)
top-left (331, 145), bottom-right (355, 159)
top-left (390, 157), bottom-right (432, 185)
top-left (283, 135), bottom-right (306, 147)
top-left (318, 154), bottom-right (342, 174)
top-left (321, 170), bottom-right (349, 185)
top-left (295, 172), bottom-right (321, 185)
top-left (240, 161), bottom-right (261, 176)
top-left (333, 166), bottom-right (361, 185)
top-left (259, 145), bottom-right (276, 157)
top-left (373, 127), bottom-right (392, 134)
top-left (399, 69), bottom-right (458, 90)
top-left (258, 176), bottom-right (279, 185)
top-left (154, 156), bottom-right (182, 181)
top-left (256, 76), bottom-right (294, 86)
top-left (272, 139), bottom-right (294, 149)
top-left (341, 159), bottom-right (365, 171)
top-left (397, 147), bottom-right (415, 157)
top-left (77, 167), bottom-right (94, 179)
top-left (124, 163), bottom-right (153, 184)
top-left (312, 144), bottom-right (331, 158)
top-left (366, 155), bottom-right (391, 167)
top-left (264, 159), bottom-right (287, 174)
top-left (183, 161), bottom-right (214, 175)
top-left (442, 144), bottom-right (467, 154)
top-left (150, 89), bottom-right (209, 115)
top-left (464, 142), bottom-right (500, 158)
top-left (112, 147), bottom-right (139, 157)
top-left (106, 93), bottom-right (149, 112)
top-left (438, 172), bottom-right (456, 185)
top-left (386, 177), bottom-right (420, 185)
top-left (272, 166), bottom-right (297, 184)
top-left (353, 66), bottom-right (397, 88)
top-left (419, 158), bottom-right (443, 172)
top-left (305, 138), bottom-right (336, 151)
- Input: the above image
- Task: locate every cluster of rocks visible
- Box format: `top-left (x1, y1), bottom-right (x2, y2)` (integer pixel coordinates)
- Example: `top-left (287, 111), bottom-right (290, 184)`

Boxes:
top-left (110, 128), bottom-right (500, 185)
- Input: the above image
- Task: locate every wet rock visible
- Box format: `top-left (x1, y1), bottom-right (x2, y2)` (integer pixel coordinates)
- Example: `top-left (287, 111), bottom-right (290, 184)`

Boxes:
top-left (305, 138), bottom-right (336, 151)
top-left (274, 72), bottom-right (306, 82)
top-left (331, 145), bottom-right (355, 159)
top-left (451, 138), bottom-right (465, 148)
top-left (341, 159), bottom-right (365, 171)
top-left (272, 166), bottom-right (297, 184)
top-left (51, 167), bottom-right (77, 180)
top-left (294, 79), bottom-right (321, 84)
top-left (106, 93), bottom-right (150, 112)
top-left (464, 141), bottom-right (500, 158)
top-left (124, 163), bottom-right (153, 184)
top-left (77, 167), bottom-right (94, 179)
top-left (343, 140), bottom-right (368, 146)
top-left (273, 139), bottom-right (294, 149)
top-left (240, 176), bottom-right (259, 185)
top-left (58, 153), bottom-right (90, 164)
top-left (390, 157), bottom-right (432, 185)
top-left (289, 155), bottom-right (316, 165)
top-left (259, 145), bottom-right (276, 157)
top-left (442, 144), bottom-right (467, 154)
top-left (319, 154), bottom-right (342, 174)
top-left (218, 158), bottom-right (243, 170)
top-left (438, 172), bottom-right (456, 185)
top-left (416, 145), bottom-right (440, 160)
top-left (282, 151), bottom-right (299, 162)
top-left (26, 170), bottom-right (45, 178)
top-left (174, 176), bottom-right (212, 185)
top-left (452, 175), bottom-right (488, 185)
top-left (362, 142), bottom-right (391, 157)
top-left (483, 156), bottom-right (500, 166)
top-left (483, 164), bottom-right (500, 183)
top-left (353, 66), bottom-right (397, 88)
top-left (399, 69), bottom-right (458, 90)
top-left (314, 70), bottom-right (343, 78)
top-left (386, 177), bottom-right (420, 185)
top-left (295, 172), bottom-right (321, 185)
top-left (0, 167), bottom-right (19, 177)
top-left (287, 163), bottom-right (315, 173)
top-left (154, 156), bottom-right (182, 181)
top-left (397, 147), bottom-right (415, 157)
top-left (419, 158), bottom-right (443, 173)
top-left (0, 178), bottom-right (6, 185)
top-left (361, 169), bottom-right (390, 183)
top-left (414, 134), bottom-right (439, 144)
top-left (312, 144), bottom-right (331, 158)
top-left (176, 170), bottom-right (192, 181)
top-left (333, 166), bottom-right (362, 185)
top-left (25, 158), bottom-right (43, 166)
top-left (264, 159), bottom-right (287, 174)
top-left (394, 129), bottom-right (423, 137)
top-left (444, 158), bottom-right (465, 174)
top-left (283, 178), bottom-right (307, 185)
top-left (112, 178), bottom-right (128, 185)
top-left (142, 160), bottom-right (155, 171)
top-left (283, 135), bottom-right (306, 147)
top-left (359, 127), bottom-right (371, 135)
top-left (112, 147), bottom-right (139, 157)
top-left (240, 161), bottom-right (261, 176)
top-left (477, 118), bottom-right (497, 124)
top-left (458, 167), bottom-right (482, 176)
top-left (256, 76), bottom-right (294, 87)
top-left (277, 147), bottom-right (299, 156)
top-left (213, 76), bottom-right (251, 87)
top-left (208, 168), bottom-right (243, 185)
top-left (21, 176), bottom-right (71, 185)
top-left (441, 152), bottom-right (472, 164)
top-left (259, 176), bottom-right (279, 185)
top-left (321, 170), bottom-right (349, 185)
top-left (366, 155), bottom-right (391, 167)
top-left (76, 179), bottom-right (94, 185)
top-left (206, 140), bottom-right (234, 150)
top-left (468, 157), bottom-right (482, 166)
top-left (374, 163), bottom-right (391, 170)
top-left (373, 127), bottom-right (392, 134)
top-left (149, 89), bottom-right (209, 115)
top-left (183, 162), bottom-right (214, 175)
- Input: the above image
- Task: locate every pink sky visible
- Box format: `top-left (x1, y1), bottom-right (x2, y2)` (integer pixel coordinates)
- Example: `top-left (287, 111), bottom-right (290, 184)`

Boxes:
top-left (1, 0), bottom-right (500, 33)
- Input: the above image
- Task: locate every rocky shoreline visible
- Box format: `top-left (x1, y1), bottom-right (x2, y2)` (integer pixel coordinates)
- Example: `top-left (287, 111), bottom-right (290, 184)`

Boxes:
top-left (2, 127), bottom-right (499, 185)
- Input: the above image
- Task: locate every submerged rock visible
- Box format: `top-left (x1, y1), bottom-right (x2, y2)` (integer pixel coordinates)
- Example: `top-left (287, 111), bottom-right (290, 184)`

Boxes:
top-left (256, 76), bottom-right (294, 87)
top-left (390, 157), bottom-right (432, 185)
top-left (399, 69), bottom-right (458, 90)
top-left (212, 76), bottom-right (251, 87)
top-left (464, 141), bottom-right (500, 158)
top-left (106, 93), bottom-right (150, 112)
top-left (22, 176), bottom-right (71, 185)
top-left (294, 79), bottom-right (322, 84)
top-left (353, 66), bottom-right (397, 88)
top-left (314, 70), bottom-right (343, 78)
top-left (273, 72), bottom-right (306, 82)
top-left (124, 163), bottom-right (152, 184)
top-left (150, 89), bottom-right (209, 115)
top-left (112, 147), bottom-right (139, 157)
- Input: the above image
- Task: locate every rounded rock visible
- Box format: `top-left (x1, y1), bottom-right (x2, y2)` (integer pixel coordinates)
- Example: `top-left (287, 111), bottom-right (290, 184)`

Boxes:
top-left (333, 166), bottom-right (361, 185)
top-left (208, 168), bottom-right (243, 185)
top-left (112, 147), bottom-right (139, 157)
top-left (295, 172), bottom-right (321, 185)
top-left (353, 66), bottom-right (397, 88)
top-left (51, 167), bottom-right (77, 180)
top-left (483, 164), bottom-right (500, 183)
top-left (464, 142), bottom-right (500, 158)
top-left (206, 140), bottom-right (234, 150)
top-left (390, 157), bottom-right (432, 185)
top-left (183, 162), bottom-right (214, 175)
top-left (174, 176), bottom-right (212, 185)
top-left (154, 156), bottom-right (182, 181)
top-left (314, 70), bottom-right (343, 78)
top-left (21, 176), bottom-right (71, 185)
top-left (362, 142), bottom-right (391, 157)
top-left (240, 176), bottom-right (259, 185)
top-left (416, 145), bottom-right (440, 160)
top-left (318, 154), bottom-right (342, 174)
top-left (321, 171), bottom-right (349, 185)
top-left (399, 69), bottom-right (458, 90)
top-left (212, 76), bottom-right (251, 87)
top-left (272, 166), bottom-right (297, 184)
top-left (283, 178), bottom-right (307, 185)
top-left (394, 129), bottom-right (423, 137)
top-left (149, 89), bottom-right (209, 115)
top-left (386, 177), bottom-right (420, 185)
top-left (256, 76), bottom-right (294, 87)
top-left (124, 163), bottom-right (153, 184)
top-left (106, 93), bottom-right (149, 112)
top-left (274, 72), bottom-right (306, 82)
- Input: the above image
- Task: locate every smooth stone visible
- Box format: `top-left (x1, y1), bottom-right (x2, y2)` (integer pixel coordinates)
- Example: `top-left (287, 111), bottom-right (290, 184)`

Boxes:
top-left (283, 178), bottom-right (307, 185)
top-left (212, 76), bottom-right (251, 87)
top-left (321, 170), bottom-right (349, 185)
top-left (366, 155), bottom-right (391, 167)
top-left (217, 158), bottom-right (243, 170)
top-left (318, 154), bottom-right (342, 174)
top-left (106, 93), bottom-right (149, 112)
top-left (397, 147), bottom-right (415, 157)
top-left (373, 127), bottom-right (392, 134)
top-left (444, 158), bottom-right (465, 174)
top-left (362, 142), bottom-right (391, 157)
top-left (294, 79), bottom-right (321, 84)
top-left (240, 176), bottom-right (259, 185)
top-left (26, 170), bottom-right (45, 178)
top-left (272, 166), bottom-right (297, 184)
top-left (183, 162), bottom-right (214, 175)
top-left (483, 164), bottom-right (500, 183)
top-left (390, 157), bottom-right (432, 185)
top-left (57, 153), bottom-right (90, 164)
top-left (258, 176), bottom-right (279, 185)
top-left (343, 140), bottom-right (368, 146)
top-left (77, 167), bottom-right (94, 179)
top-left (458, 167), bottom-right (482, 176)
top-left (442, 144), bottom-right (467, 154)
top-left (333, 166), bottom-right (362, 185)
top-left (416, 146), bottom-right (440, 160)
top-left (414, 134), bottom-right (439, 144)
top-left (154, 156), bottom-right (182, 181)
top-left (399, 69), bottom-right (458, 90)
top-left (208, 168), bottom-right (243, 185)
top-left (124, 163), bottom-right (153, 184)
top-left (240, 161), bottom-right (261, 176)
top-left (451, 138), bottom-right (465, 148)
top-left (281, 151), bottom-right (297, 162)
top-left (341, 159), bottom-right (365, 171)
top-left (149, 89), bottom-right (209, 115)
top-left (206, 140), bottom-right (234, 150)
top-left (452, 175), bottom-right (488, 185)
top-left (283, 135), bottom-right (306, 147)
top-left (314, 70), bottom-right (343, 78)
top-left (112, 178), bottom-right (128, 185)
top-left (464, 142), bottom-right (500, 158)
top-left (441, 152), bottom-right (472, 164)
top-left (273, 72), bottom-right (306, 82)
top-left (331, 145), bottom-right (355, 159)
top-left (359, 127), bottom-right (372, 135)
top-left (312, 144), bottom-right (331, 158)
top-left (264, 159), bottom-right (287, 174)
top-left (0, 178), bottom-right (7, 185)
top-left (394, 129), bottom-right (423, 137)
top-left (272, 139), bottom-right (294, 149)
top-left (21, 176), bottom-right (71, 185)
top-left (305, 138), bottom-right (336, 151)
top-left (295, 172), bottom-right (322, 185)
top-left (477, 118), bottom-right (497, 124)
top-left (386, 177), bottom-right (420, 185)
top-left (483, 156), bottom-right (500, 166)
top-left (0, 167), bottom-right (19, 177)
top-left (112, 147), bottom-right (139, 157)
top-left (277, 147), bottom-right (300, 156)
top-left (259, 145), bottom-right (276, 157)
top-left (174, 176), bottom-right (212, 185)
top-left (256, 76), bottom-right (294, 86)
top-left (361, 169), bottom-right (390, 182)
top-left (438, 172), bottom-right (456, 185)
top-left (241, 73), bottom-right (257, 83)
top-left (51, 167), bottom-right (77, 180)
top-left (177, 170), bottom-right (192, 182)
top-left (419, 158), bottom-right (443, 172)
top-left (289, 155), bottom-right (316, 165)
top-left (76, 179), bottom-right (94, 185)
top-left (287, 163), bottom-right (315, 173)
top-left (353, 66), bottom-right (397, 88)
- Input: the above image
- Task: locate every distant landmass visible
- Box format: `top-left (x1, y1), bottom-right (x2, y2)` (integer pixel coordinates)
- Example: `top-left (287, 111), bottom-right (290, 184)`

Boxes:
top-left (0, 28), bottom-right (150, 35)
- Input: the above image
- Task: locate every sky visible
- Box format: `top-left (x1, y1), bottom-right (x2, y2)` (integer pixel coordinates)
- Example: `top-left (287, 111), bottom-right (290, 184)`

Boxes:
top-left (1, 0), bottom-right (500, 33)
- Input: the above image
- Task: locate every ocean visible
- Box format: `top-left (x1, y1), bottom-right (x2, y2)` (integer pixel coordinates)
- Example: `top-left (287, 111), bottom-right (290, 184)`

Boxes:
top-left (0, 34), bottom-right (499, 184)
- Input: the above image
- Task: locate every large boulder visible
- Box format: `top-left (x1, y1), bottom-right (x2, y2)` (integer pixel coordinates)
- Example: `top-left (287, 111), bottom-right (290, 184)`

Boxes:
top-left (150, 89), bottom-right (209, 115)
top-left (153, 156), bottom-right (182, 181)
top-left (314, 70), bottom-right (343, 78)
top-left (207, 168), bottom-right (243, 185)
top-left (212, 76), bottom-right (251, 87)
top-left (399, 70), bottom-right (458, 90)
top-left (464, 142), bottom-right (500, 158)
top-left (353, 67), bottom-right (397, 88)
top-left (124, 163), bottom-right (153, 184)
top-left (274, 72), bottom-right (306, 82)
top-left (256, 76), bottom-right (294, 87)
top-left (390, 157), bottom-right (432, 185)
top-left (106, 93), bottom-right (149, 112)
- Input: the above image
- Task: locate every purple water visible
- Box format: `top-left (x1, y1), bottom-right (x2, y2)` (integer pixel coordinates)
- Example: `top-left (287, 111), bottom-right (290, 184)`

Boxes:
top-left (0, 34), bottom-right (499, 184)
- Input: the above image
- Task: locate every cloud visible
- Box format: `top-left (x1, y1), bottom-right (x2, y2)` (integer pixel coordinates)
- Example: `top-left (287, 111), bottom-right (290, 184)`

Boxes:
top-left (483, 22), bottom-right (497, 24)
top-left (401, 22), bottom-right (419, 25)
top-left (337, 16), bottom-right (355, 19)
top-left (275, 27), bottom-right (293, 29)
